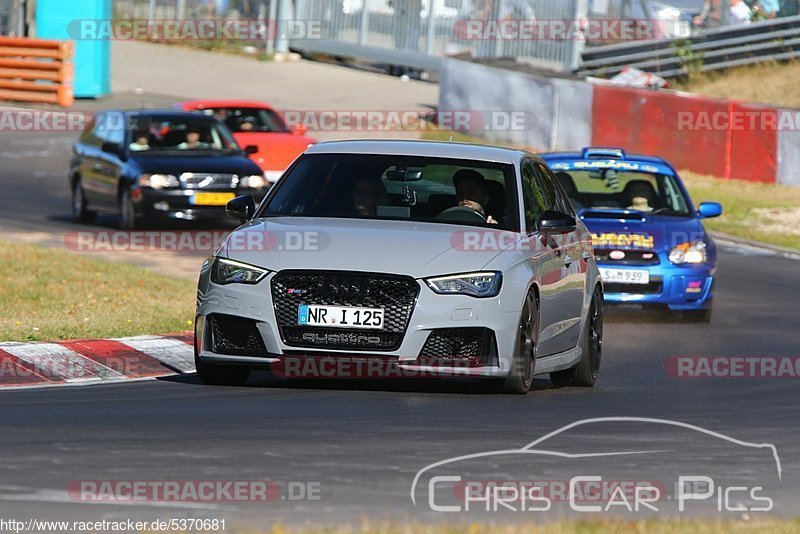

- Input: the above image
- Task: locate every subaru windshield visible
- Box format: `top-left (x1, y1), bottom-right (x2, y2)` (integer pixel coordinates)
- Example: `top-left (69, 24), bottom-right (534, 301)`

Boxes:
top-left (553, 169), bottom-right (692, 216)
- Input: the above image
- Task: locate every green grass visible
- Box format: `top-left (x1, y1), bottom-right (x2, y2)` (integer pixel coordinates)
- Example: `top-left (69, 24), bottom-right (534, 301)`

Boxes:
top-left (262, 518), bottom-right (800, 534)
top-left (672, 60), bottom-right (800, 109)
top-left (681, 172), bottom-right (800, 251)
top-left (420, 131), bottom-right (800, 251)
top-left (0, 240), bottom-right (195, 342)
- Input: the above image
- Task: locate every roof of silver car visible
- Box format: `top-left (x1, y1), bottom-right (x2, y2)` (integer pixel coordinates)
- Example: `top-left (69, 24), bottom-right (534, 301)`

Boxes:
top-left (305, 139), bottom-right (533, 164)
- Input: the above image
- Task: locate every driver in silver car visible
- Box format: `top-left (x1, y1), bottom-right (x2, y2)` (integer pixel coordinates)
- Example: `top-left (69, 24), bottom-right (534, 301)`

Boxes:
top-left (452, 169), bottom-right (498, 224)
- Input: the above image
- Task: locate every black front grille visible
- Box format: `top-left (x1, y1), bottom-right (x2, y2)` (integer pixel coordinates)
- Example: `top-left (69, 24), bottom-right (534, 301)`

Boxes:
top-left (595, 249), bottom-right (660, 266)
top-left (418, 328), bottom-right (498, 367)
top-left (271, 271), bottom-right (419, 351)
top-left (604, 280), bottom-right (663, 295)
top-left (210, 313), bottom-right (269, 356)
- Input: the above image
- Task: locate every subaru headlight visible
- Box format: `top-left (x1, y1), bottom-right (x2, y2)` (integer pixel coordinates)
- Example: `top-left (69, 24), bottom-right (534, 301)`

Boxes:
top-left (425, 272), bottom-right (502, 298)
top-left (669, 241), bottom-right (707, 264)
top-left (138, 174), bottom-right (179, 189)
top-left (240, 174), bottom-right (267, 189)
top-left (211, 257), bottom-right (269, 285)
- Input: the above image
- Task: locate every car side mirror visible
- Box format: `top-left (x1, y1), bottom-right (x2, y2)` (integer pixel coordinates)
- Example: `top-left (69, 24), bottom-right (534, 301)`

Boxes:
top-left (697, 202), bottom-right (722, 219)
top-left (538, 210), bottom-right (577, 235)
top-left (226, 195), bottom-right (256, 222)
top-left (244, 145), bottom-right (259, 155)
top-left (291, 123), bottom-right (308, 135)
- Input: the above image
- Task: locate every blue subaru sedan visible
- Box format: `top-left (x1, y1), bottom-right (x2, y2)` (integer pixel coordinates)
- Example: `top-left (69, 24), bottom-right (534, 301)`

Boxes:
top-left (542, 147), bottom-right (722, 322)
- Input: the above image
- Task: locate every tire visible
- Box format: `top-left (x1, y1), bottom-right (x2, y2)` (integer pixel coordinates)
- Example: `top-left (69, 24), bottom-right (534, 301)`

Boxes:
top-left (71, 179), bottom-right (96, 224)
top-left (683, 307), bottom-right (712, 323)
top-left (194, 349), bottom-right (250, 386)
top-left (500, 291), bottom-right (539, 394)
top-left (551, 286), bottom-right (603, 388)
top-left (118, 187), bottom-right (140, 230)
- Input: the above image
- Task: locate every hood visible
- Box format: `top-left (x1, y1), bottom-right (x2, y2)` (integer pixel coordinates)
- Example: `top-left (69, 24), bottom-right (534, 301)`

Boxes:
top-left (232, 131), bottom-right (315, 172)
top-left (221, 217), bottom-right (519, 278)
top-left (580, 210), bottom-right (705, 251)
top-left (131, 152), bottom-right (263, 176)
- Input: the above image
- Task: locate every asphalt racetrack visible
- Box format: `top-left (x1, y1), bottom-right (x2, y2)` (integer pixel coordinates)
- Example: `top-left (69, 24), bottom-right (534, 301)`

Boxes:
top-left (1, 125), bottom-right (799, 529)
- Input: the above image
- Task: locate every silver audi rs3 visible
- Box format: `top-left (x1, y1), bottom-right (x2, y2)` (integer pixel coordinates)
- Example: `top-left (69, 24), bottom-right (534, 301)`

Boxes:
top-left (194, 140), bottom-right (603, 393)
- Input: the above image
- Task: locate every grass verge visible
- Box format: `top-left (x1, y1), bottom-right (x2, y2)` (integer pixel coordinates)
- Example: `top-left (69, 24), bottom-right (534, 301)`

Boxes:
top-left (672, 60), bottom-right (800, 109)
top-left (420, 131), bottom-right (800, 251)
top-left (265, 518), bottom-right (799, 533)
top-left (0, 240), bottom-right (195, 342)
top-left (680, 172), bottom-right (800, 251)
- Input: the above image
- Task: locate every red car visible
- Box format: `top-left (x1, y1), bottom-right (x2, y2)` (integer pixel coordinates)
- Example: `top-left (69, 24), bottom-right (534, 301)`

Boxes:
top-left (177, 99), bottom-right (317, 184)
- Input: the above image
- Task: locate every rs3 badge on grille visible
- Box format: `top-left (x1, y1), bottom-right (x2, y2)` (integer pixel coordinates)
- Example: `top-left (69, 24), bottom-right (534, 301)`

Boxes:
top-left (297, 304), bottom-right (384, 329)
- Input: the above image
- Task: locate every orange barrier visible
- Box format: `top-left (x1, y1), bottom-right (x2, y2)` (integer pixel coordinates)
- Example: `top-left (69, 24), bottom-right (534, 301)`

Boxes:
top-left (0, 37), bottom-right (74, 107)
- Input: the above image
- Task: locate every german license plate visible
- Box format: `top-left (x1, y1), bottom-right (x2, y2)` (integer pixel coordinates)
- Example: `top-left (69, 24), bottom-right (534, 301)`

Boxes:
top-left (297, 304), bottom-right (384, 329)
top-left (190, 192), bottom-right (235, 206)
top-left (600, 268), bottom-right (650, 285)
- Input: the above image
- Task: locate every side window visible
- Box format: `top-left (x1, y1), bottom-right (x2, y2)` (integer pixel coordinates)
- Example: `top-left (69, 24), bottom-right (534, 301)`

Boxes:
top-left (520, 161), bottom-right (547, 231)
top-left (94, 111), bottom-right (125, 146)
top-left (538, 163), bottom-right (575, 216)
top-left (534, 163), bottom-right (559, 211)
top-left (79, 118), bottom-right (101, 146)
top-left (80, 119), bottom-right (94, 145)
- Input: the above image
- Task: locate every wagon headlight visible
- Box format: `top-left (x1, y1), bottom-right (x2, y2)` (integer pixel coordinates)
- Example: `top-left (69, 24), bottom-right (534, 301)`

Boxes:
top-left (211, 257), bottom-right (269, 285)
top-left (669, 241), bottom-right (707, 264)
top-left (138, 173), bottom-right (179, 189)
top-left (240, 174), bottom-right (267, 188)
top-left (425, 272), bottom-right (502, 298)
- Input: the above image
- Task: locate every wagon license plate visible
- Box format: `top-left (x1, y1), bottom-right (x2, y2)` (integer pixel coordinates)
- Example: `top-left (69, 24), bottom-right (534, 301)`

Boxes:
top-left (190, 192), bottom-right (235, 206)
top-left (600, 268), bottom-right (650, 285)
top-left (297, 305), bottom-right (384, 329)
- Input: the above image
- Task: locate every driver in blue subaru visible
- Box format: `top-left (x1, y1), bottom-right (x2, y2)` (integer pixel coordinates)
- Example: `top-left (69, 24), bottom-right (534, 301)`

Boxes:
top-left (542, 147), bottom-right (723, 322)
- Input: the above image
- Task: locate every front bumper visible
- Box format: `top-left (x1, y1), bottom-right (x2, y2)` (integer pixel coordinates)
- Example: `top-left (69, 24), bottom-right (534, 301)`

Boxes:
top-left (133, 187), bottom-right (267, 222)
top-left (600, 261), bottom-right (714, 310)
top-left (195, 270), bottom-right (522, 378)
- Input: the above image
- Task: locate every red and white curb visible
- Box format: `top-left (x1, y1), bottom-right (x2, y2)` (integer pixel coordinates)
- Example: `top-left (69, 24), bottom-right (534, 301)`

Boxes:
top-left (0, 332), bottom-right (195, 388)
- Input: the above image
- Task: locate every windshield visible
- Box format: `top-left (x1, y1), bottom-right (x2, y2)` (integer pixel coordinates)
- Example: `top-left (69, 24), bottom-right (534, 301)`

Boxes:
top-left (197, 107), bottom-right (290, 133)
top-left (127, 115), bottom-right (240, 154)
top-left (553, 169), bottom-right (691, 216)
top-left (260, 154), bottom-right (520, 231)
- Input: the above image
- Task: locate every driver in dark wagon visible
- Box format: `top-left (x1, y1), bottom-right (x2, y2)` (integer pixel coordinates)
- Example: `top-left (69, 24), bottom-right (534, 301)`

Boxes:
top-left (195, 140), bottom-right (604, 394)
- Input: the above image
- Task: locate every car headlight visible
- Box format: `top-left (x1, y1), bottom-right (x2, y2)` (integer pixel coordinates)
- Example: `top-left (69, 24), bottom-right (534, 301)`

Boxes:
top-left (425, 272), bottom-right (502, 298)
top-left (138, 174), bottom-right (179, 189)
top-left (240, 174), bottom-right (267, 188)
top-left (669, 241), bottom-right (707, 264)
top-left (211, 257), bottom-right (269, 285)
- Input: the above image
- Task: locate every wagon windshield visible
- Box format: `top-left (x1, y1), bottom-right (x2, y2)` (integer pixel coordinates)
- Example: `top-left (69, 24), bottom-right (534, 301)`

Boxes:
top-left (260, 153), bottom-right (521, 231)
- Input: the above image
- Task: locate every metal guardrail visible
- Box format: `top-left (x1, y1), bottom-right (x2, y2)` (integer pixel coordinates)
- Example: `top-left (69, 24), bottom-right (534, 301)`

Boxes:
top-left (291, 0), bottom-right (586, 72)
top-left (115, 0), bottom-right (588, 73)
top-left (579, 15), bottom-right (800, 79)
top-left (0, 0), bottom-right (28, 37)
